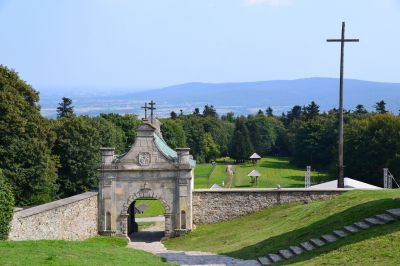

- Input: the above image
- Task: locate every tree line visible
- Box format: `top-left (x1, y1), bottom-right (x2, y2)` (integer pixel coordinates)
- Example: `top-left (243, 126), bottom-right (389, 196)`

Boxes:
top-left (1, 65), bottom-right (399, 213)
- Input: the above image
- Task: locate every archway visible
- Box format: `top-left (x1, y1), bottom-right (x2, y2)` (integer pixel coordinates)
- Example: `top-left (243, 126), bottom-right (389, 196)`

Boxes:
top-left (120, 190), bottom-right (173, 240)
top-left (127, 197), bottom-right (166, 239)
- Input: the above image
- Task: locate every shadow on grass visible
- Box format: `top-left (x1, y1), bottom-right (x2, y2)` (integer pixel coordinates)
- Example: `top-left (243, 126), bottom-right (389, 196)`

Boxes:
top-left (223, 198), bottom-right (400, 260)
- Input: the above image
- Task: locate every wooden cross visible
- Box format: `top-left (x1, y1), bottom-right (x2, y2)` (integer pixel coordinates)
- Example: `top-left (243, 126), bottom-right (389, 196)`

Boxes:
top-left (148, 100), bottom-right (156, 124)
top-left (141, 102), bottom-right (149, 120)
top-left (327, 22), bottom-right (359, 188)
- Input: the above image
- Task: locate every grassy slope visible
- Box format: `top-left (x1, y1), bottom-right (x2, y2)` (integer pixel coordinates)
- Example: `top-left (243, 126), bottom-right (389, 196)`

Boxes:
top-left (135, 198), bottom-right (165, 217)
top-left (164, 190), bottom-right (400, 261)
top-left (233, 157), bottom-right (333, 188)
top-left (194, 164), bottom-right (227, 188)
top-left (280, 221), bottom-right (400, 265)
top-left (0, 237), bottom-right (173, 266)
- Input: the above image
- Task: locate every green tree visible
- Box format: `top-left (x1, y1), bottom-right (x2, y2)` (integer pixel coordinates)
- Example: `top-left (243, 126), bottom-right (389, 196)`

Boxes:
top-left (0, 169), bottom-right (14, 240)
top-left (246, 115), bottom-right (279, 156)
top-left (99, 113), bottom-right (140, 151)
top-left (203, 105), bottom-right (218, 118)
top-left (286, 105), bottom-right (302, 124)
top-left (345, 114), bottom-right (400, 186)
top-left (170, 111), bottom-right (177, 119)
top-left (0, 65), bottom-right (57, 205)
top-left (304, 101), bottom-right (320, 120)
top-left (266, 106), bottom-right (274, 117)
top-left (200, 133), bottom-right (220, 163)
top-left (354, 104), bottom-right (368, 114)
top-left (57, 97), bottom-right (74, 118)
top-left (52, 117), bottom-right (99, 197)
top-left (230, 117), bottom-right (253, 162)
top-left (161, 119), bottom-right (187, 149)
top-left (374, 100), bottom-right (388, 114)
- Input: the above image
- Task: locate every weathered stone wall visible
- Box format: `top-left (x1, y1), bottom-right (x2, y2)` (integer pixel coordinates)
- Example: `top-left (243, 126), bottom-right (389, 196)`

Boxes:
top-left (192, 188), bottom-right (351, 224)
top-left (8, 192), bottom-right (98, 241)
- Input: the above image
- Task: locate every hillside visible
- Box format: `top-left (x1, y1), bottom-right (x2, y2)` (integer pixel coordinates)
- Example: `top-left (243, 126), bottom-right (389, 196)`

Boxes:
top-left (39, 78), bottom-right (400, 117)
top-left (164, 190), bottom-right (400, 263)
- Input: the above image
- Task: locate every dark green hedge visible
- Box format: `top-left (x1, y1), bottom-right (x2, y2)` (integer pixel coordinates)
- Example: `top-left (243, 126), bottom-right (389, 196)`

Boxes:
top-left (0, 169), bottom-right (14, 240)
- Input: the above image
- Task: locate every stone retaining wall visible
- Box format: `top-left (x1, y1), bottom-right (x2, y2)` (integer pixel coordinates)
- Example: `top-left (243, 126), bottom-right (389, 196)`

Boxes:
top-left (8, 192), bottom-right (98, 241)
top-left (192, 188), bottom-right (351, 224)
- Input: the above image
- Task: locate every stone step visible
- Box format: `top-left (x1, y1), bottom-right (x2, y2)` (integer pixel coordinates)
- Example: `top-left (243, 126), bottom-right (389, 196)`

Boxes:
top-left (267, 253), bottom-right (283, 263)
top-left (333, 229), bottom-right (348, 238)
top-left (375, 213), bottom-right (396, 223)
top-left (354, 221), bottom-right (370, 230)
top-left (321, 234), bottom-right (338, 243)
top-left (258, 256), bottom-right (272, 265)
top-left (310, 238), bottom-right (326, 247)
top-left (343, 225), bottom-right (359, 234)
top-left (278, 249), bottom-right (294, 259)
top-left (289, 245), bottom-right (304, 255)
top-left (300, 241), bottom-right (315, 251)
top-left (386, 209), bottom-right (400, 218)
top-left (364, 217), bottom-right (385, 225)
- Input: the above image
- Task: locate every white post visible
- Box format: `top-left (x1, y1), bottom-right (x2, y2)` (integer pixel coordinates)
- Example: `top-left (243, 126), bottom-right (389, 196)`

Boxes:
top-left (383, 168), bottom-right (389, 189)
top-left (305, 166), bottom-right (311, 188)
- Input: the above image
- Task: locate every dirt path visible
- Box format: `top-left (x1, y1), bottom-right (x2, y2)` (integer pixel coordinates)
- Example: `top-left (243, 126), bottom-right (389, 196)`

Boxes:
top-left (225, 165), bottom-right (235, 188)
top-left (128, 232), bottom-right (260, 266)
top-left (129, 217), bottom-right (259, 265)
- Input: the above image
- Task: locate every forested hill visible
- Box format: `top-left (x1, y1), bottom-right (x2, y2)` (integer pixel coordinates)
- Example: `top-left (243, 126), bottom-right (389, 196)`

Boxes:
top-left (40, 78), bottom-right (400, 117)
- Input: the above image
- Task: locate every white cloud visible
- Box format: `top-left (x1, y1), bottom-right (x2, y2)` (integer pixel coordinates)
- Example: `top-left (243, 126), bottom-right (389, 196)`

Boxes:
top-left (244, 0), bottom-right (292, 7)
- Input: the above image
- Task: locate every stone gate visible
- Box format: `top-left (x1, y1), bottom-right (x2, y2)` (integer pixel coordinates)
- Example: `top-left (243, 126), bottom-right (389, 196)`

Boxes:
top-left (98, 117), bottom-right (195, 238)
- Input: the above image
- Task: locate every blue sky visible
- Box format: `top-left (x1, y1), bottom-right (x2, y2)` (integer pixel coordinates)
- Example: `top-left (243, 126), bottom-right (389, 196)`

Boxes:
top-left (0, 0), bottom-right (399, 91)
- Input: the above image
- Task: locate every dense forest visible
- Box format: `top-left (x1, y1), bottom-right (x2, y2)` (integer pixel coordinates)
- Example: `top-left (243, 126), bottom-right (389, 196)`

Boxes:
top-left (1, 65), bottom-right (400, 208)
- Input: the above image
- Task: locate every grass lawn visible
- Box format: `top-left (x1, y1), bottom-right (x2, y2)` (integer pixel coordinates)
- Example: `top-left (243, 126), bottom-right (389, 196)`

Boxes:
top-left (138, 222), bottom-right (156, 230)
top-left (233, 157), bottom-right (333, 188)
top-left (194, 163), bottom-right (228, 189)
top-left (164, 190), bottom-right (400, 261)
top-left (0, 237), bottom-right (173, 266)
top-left (135, 198), bottom-right (165, 218)
top-left (280, 221), bottom-right (400, 265)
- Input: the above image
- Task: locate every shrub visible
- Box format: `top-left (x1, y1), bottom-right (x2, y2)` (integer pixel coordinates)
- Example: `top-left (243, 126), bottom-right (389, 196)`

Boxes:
top-left (0, 169), bottom-right (15, 240)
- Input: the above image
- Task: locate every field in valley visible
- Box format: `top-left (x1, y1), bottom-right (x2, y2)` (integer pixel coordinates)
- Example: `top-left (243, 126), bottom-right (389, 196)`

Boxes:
top-left (194, 157), bottom-right (333, 189)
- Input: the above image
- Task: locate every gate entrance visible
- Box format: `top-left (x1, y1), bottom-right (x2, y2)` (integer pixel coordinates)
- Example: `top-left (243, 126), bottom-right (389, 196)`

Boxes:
top-left (98, 106), bottom-right (195, 238)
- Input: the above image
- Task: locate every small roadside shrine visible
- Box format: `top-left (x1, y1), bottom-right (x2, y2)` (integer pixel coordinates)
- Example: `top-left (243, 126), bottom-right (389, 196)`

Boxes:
top-left (248, 169), bottom-right (261, 186)
top-left (249, 153), bottom-right (261, 165)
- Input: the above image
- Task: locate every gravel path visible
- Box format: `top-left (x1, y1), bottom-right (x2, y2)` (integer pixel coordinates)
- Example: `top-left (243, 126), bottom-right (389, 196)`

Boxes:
top-left (128, 227), bottom-right (260, 266)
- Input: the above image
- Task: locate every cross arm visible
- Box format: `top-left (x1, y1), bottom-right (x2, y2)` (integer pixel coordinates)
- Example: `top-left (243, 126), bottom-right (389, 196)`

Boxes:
top-left (326, 39), bottom-right (359, 42)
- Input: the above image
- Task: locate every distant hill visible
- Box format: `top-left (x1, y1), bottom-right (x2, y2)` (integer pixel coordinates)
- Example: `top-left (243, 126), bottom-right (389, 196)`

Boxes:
top-left (40, 78), bottom-right (400, 117)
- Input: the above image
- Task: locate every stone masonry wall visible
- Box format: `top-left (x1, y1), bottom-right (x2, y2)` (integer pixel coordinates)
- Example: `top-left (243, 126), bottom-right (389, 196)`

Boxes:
top-left (8, 192), bottom-right (98, 241)
top-left (192, 188), bottom-right (350, 224)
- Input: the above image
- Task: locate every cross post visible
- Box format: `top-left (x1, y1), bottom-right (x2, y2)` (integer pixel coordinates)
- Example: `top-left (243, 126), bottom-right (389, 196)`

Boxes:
top-left (148, 100), bottom-right (156, 124)
top-left (141, 102), bottom-right (149, 120)
top-left (327, 22), bottom-right (359, 188)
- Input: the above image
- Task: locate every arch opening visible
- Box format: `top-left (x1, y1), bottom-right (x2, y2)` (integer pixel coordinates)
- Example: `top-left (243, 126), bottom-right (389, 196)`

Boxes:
top-left (126, 196), bottom-right (168, 241)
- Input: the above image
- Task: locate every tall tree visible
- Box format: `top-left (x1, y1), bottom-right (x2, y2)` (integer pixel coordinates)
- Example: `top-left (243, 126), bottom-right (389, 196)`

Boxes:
top-left (100, 113), bottom-right (140, 151)
top-left (203, 105), bottom-right (218, 118)
top-left (0, 169), bottom-right (14, 240)
top-left (304, 101), bottom-right (320, 120)
top-left (0, 65), bottom-right (57, 205)
top-left (230, 117), bottom-right (253, 162)
top-left (57, 97), bottom-right (74, 118)
top-left (286, 105), bottom-right (302, 124)
top-left (161, 119), bottom-right (187, 149)
top-left (266, 106), bottom-right (274, 117)
top-left (170, 111), bottom-right (177, 119)
top-left (200, 133), bottom-right (220, 163)
top-left (374, 100), bottom-right (388, 114)
top-left (354, 104), bottom-right (368, 114)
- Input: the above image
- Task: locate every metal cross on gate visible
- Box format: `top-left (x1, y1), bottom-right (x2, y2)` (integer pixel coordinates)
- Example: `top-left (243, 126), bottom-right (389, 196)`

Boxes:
top-left (327, 22), bottom-right (359, 188)
top-left (141, 102), bottom-right (149, 120)
top-left (148, 100), bottom-right (156, 124)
